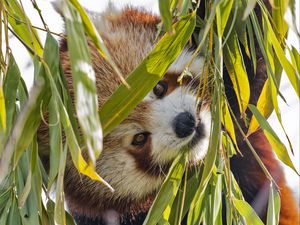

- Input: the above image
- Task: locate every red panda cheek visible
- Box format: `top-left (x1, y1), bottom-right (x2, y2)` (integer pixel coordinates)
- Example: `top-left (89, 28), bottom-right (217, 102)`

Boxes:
top-left (126, 137), bottom-right (157, 175)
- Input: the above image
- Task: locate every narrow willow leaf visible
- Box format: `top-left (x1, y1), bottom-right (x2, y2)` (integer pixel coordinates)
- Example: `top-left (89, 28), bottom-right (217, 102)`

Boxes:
top-left (223, 32), bottom-right (250, 114)
top-left (233, 198), bottom-right (264, 225)
top-left (100, 12), bottom-right (196, 136)
top-left (0, 196), bottom-right (11, 224)
top-left (236, 1), bottom-right (250, 57)
top-left (221, 97), bottom-right (236, 145)
top-left (3, 0), bottom-right (43, 56)
top-left (249, 12), bottom-right (280, 90)
top-left (18, 170), bottom-right (31, 208)
top-left (247, 19), bottom-right (257, 74)
top-left (263, 13), bottom-right (299, 97)
top-left (54, 145), bottom-right (67, 225)
top-left (143, 152), bottom-right (187, 225)
top-left (3, 54), bottom-right (20, 135)
top-left (42, 61), bottom-right (113, 190)
top-left (0, 83), bottom-right (5, 134)
top-left (242, 0), bottom-right (257, 20)
top-left (45, 34), bottom-right (63, 190)
top-left (67, 0), bottom-right (126, 85)
top-left (169, 169), bottom-right (202, 224)
top-left (16, 141), bottom-right (40, 225)
top-left (159, 0), bottom-right (174, 33)
top-left (47, 96), bottom-right (62, 190)
top-left (289, 46), bottom-right (300, 74)
top-left (0, 43), bottom-right (53, 182)
top-left (216, 0), bottom-right (234, 36)
top-left (8, 198), bottom-right (21, 225)
top-left (0, 188), bottom-right (11, 213)
top-left (248, 104), bottom-right (298, 174)
top-left (211, 172), bottom-right (222, 225)
top-left (188, 84), bottom-right (221, 225)
top-left (64, 1), bottom-right (103, 164)
top-left (271, 0), bottom-right (288, 40)
top-left (266, 183), bottom-right (280, 225)
top-left (0, 74), bottom-right (45, 183)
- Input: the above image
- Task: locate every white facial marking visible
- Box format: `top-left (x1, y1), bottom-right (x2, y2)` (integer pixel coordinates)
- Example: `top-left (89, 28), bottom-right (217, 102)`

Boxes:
top-left (148, 87), bottom-right (210, 164)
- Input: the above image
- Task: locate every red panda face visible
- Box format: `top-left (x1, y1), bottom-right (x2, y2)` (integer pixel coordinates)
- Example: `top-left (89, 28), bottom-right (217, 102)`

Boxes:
top-left (61, 7), bottom-right (211, 219)
top-left (94, 50), bottom-right (211, 201)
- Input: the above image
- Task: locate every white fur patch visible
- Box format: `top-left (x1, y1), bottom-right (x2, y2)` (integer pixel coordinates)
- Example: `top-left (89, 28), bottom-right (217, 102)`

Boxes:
top-left (148, 87), bottom-right (210, 164)
top-left (168, 50), bottom-right (204, 77)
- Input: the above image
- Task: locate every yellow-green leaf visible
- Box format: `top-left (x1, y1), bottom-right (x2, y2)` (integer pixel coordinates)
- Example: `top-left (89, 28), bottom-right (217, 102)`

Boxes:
top-left (223, 32), bottom-right (250, 114)
top-left (3, 0), bottom-right (43, 56)
top-left (143, 151), bottom-right (187, 225)
top-left (64, 1), bottom-right (103, 164)
top-left (233, 198), bottom-right (264, 225)
top-left (159, 0), bottom-right (174, 33)
top-left (248, 104), bottom-right (298, 174)
top-left (264, 13), bottom-right (299, 97)
top-left (221, 97), bottom-right (237, 145)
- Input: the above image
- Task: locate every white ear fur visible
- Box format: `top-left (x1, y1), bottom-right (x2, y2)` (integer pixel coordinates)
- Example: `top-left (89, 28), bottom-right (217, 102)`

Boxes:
top-left (51, 0), bottom-right (64, 17)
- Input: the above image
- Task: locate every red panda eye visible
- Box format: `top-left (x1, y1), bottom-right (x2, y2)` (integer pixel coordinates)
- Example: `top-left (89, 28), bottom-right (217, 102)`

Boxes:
top-left (153, 81), bottom-right (168, 98)
top-left (132, 132), bottom-right (149, 146)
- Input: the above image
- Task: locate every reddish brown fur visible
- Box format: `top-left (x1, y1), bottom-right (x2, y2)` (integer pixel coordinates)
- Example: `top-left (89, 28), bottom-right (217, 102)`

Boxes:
top-left (232, 130), bottom-right (299, 225)
top-left (37, 5), bottom-right (300, 225)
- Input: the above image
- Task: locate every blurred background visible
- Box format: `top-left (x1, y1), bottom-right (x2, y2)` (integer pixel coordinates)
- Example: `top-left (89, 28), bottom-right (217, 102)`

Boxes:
top-left (6, 0), bottom-right (299, 202)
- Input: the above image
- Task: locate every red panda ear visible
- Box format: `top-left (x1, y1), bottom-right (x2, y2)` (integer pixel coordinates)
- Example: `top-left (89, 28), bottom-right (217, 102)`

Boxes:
top-left (51, 1), bottom-right (64, 19)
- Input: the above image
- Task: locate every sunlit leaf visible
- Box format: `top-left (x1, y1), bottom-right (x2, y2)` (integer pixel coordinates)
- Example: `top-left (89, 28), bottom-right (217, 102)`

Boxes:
top-left (187, 83), bottom-right (221, 225)
top-left (159, 0), bottom-right (174, 33)
top-left (248, 104), bottom-right (298, 174)
top-left (143, 151), bottom-right (187, 225)
top-left (233, 198), bottom-right (264, 225)
top-left (223, 32), bottom-right (250, 114)
top-left (3, 0), bottom-right (43, 56)
top-left (54, 145), bottom-right (67, 225)
top-left (216, 0), bottom-right (234, 36)
top-left (266, 183), bottom-right (280, 225)
top-left (64, 1), bottom-right (103, 164)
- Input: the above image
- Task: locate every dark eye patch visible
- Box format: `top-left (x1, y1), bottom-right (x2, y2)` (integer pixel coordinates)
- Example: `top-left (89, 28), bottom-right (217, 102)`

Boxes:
top-left (131, 132), bottom-right (150, 146)
top-left (153, 81), bottom-right (168, 98)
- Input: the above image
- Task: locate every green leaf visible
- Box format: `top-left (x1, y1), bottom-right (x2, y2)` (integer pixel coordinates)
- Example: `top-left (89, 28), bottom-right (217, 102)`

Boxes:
top-left (221, 97), bottom-right (237, 145)
top-left (47, 95), bottom-right (62, 190)
top-left (3, 0), bottom-right (43, 56)
top-left (159, 0), bottom-right (174, 33)
top-left (223, 32), bottom-right (250, 114)
top-left (216, 0), bottom-right (234, 36)
top-left (266, 183), bottom-right (280, 225)
top-left (3, 54), bottom-right (21, 135)
top-left (233, 198), bottom-right (264, 225)
top-left (271, 0), bottom-right (288, 40)
top-left (143, 151), bottom-right (187, 225)
top-left (248, 104), bottom-right (298, 174)
top-left (100, 12), bottom-right (196, 136)
top-left (0, 83), bottom-right (5, 135)
top-left (41, 47), bottom-right (113, 191)
top-left (263, 12), bottom-right (299, 97)
top-left (188, 83), bottom-right (221, 225)
top-left (54, 145), bottom-right (67, 225)
top-left (68, 0), bottom-right (125, 84)
top-left (0, 69), bottom-right (46, 183)
top-left (289, 46), bottom-right (300, 74)
top-left (64, 1), bottom-right (103, 164)
top-left (242, 0), bottom-right (257, 20)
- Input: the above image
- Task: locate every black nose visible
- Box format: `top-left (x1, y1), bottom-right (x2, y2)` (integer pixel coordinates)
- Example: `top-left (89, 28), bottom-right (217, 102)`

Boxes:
top-left (173, 112), bottom-right (196, 138)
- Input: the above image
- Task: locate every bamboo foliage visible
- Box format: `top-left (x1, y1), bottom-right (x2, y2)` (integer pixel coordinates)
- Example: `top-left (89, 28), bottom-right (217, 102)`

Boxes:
top-left (0, 0), bottom-right (299, 225)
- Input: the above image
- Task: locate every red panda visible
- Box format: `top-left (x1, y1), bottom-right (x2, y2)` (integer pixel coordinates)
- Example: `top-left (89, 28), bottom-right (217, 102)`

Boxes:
top-left (39, 2), bottom-right (299, 225)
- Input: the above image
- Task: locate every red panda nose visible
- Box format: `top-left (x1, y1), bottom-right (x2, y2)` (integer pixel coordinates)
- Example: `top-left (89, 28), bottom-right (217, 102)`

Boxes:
top-left (173, 112), bottom-right (196, 138)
